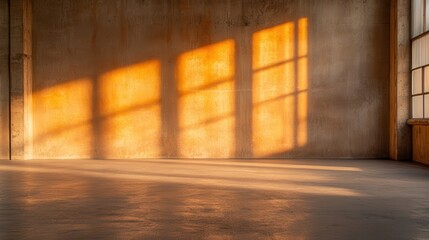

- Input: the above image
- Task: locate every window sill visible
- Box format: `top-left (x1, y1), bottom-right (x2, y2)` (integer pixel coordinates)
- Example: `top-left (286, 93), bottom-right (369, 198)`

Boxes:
top-left (407, 119), bottom-right (429, 125)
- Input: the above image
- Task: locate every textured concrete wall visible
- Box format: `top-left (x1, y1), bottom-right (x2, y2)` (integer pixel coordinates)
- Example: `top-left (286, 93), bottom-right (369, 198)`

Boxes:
top-left (10, 0), bottom-right (32, 159)
top-left (30, 0), bottom-right (390, 159)
top-left (0, 0), bottom-right (9, 159)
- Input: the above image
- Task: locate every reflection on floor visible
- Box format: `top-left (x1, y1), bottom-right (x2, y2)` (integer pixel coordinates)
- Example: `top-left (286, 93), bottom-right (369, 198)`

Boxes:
top-left (0, 159), bottom-right (428, 239)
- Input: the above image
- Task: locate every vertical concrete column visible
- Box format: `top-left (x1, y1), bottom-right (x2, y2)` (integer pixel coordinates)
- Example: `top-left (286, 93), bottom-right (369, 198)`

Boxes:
top-left (390, 0), bottom-right (412, 160)
top-left (10, 0), bottom-right (32, 159)
top-left (0, 0), bottom-right (10, 159)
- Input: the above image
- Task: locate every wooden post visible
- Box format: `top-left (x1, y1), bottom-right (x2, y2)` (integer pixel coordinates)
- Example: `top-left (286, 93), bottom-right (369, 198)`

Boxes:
top-left (390, 0), bottom-right (412, 160)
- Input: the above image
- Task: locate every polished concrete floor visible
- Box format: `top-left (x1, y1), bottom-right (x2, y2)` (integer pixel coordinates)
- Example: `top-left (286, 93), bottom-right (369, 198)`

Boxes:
top-left (0, 159), bottom-right (428, 239)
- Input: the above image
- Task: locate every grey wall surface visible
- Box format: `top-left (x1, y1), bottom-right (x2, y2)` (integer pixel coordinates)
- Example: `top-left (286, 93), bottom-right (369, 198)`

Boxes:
top-left (0, 0), bottom-right (9, 159)
top-left (30, 0), bottom-right (390, 159)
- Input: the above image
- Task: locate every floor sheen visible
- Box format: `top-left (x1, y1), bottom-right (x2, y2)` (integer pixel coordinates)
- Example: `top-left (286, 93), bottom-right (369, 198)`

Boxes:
top-left (0, 159), bottom-right (428, 239)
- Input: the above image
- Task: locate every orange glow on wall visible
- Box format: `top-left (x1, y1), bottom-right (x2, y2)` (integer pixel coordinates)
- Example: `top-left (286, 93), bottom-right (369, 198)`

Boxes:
top-left (253, 23), bottom-right (295, 70)
top-left (297, 18), bottom-right (309, 147)
top-left (298, 18), bottom-right (308, 57)
top-left (297, 59), bottom-right (308, 147)
top-left (252, 19), bottom-right (309, 157)
top-left (99, 60), bottom-right (161, 158)
top-left (30, 18), bottom-right (309, 159)
top-left (32, 78), bottom-right (93, 158)
top-left (177, 40), bottom-right (235, 158)
top-left (252, 63), bottom-right (296, 156)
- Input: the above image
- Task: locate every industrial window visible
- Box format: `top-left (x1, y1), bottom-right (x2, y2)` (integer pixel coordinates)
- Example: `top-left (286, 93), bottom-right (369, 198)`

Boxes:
top-left (412, 0), bottom-right (429, 118)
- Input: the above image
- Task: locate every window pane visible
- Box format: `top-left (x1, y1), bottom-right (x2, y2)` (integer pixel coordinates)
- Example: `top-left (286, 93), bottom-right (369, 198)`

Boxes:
top-left (425, 67), bottom-right (429, 93)
top-left (412, 35), bottom-right (429, 69)
top-left (412, 0), bottom-right (424, 37)
top-left (413, 68), bottom-right (423, 94)
top-left (426, 0), bottom-right (429, 31)
top-left (412, 40), bottom-right (417, 69)
top-left (425, 94), bottom-right (429, 118)
top-left (413, 95), bottom-right (424, 118)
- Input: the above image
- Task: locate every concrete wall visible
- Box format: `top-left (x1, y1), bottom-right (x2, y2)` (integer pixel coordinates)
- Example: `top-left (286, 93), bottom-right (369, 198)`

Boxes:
top-left (0, 0), bottom-right (9, 159)
top-left (29, 0), bottom-right (390, 159)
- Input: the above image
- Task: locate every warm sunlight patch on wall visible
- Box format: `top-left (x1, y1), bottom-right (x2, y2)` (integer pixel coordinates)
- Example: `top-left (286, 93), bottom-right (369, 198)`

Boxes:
top-left (32, 78), bottom-right (93, 158)
top-left (99, 60), bottom-right (161, 158)
top-left (297, 18), bottom-right (308, 147)
top-left (252, 18), bottom-right (308, 157)
top-left (177, 40), bottom-right (235, 158)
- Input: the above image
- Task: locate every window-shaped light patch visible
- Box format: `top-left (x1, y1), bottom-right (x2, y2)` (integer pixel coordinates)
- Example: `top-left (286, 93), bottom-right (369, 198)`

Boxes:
top-left (297, 18), bottom-right (308, 147)
top-left (413, 95), bottom-right (424, 118)
top-left (252, 22), bottom-right (295, 157)
top-left (99, 60), bottom-right (161, 158)
top-left (252, 19), bottom-right (309, 157)
top-left (252, 23), bottom-right (295, 70)
top-left (412, 0), bottom-right (424, 37)
top-left (32, 78), bottom-right (93, 158)
top-left (177, 40), bottom-right (235, 158)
